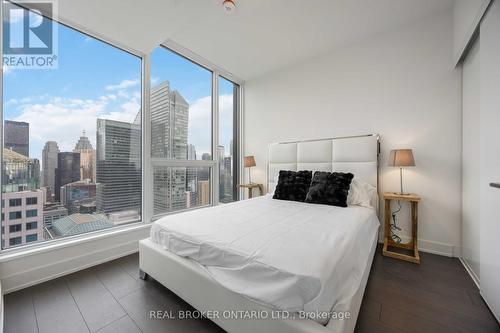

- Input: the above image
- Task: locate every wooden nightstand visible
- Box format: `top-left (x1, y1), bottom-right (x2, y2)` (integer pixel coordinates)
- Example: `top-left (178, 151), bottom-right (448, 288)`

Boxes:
top-left (237, 183), bottom-right (263, 199)
top-left (383, 192), bottom-right (421, 264)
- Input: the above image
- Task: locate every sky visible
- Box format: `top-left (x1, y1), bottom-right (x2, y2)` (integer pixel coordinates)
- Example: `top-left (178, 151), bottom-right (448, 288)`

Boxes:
top-left (3, 8), bottom-right (236, 163)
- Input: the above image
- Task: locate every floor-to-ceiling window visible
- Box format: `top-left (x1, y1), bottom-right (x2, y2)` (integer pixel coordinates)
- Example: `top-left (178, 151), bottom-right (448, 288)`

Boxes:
top-left (1, 2), bottom-right (142, 249)
top-left (149, 46), bottom-right (240, 218)
top-left (150, 46), bottom-right (213, 217)
top-left (0, 5), bottom-right (242, 251)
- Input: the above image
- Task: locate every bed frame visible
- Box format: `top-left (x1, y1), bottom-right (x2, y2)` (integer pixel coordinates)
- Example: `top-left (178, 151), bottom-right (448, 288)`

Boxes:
top-left (139, 134), bottom-right (380, 333)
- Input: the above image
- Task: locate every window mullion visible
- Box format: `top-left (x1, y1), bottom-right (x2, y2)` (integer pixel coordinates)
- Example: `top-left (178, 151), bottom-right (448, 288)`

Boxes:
top-left (143, 54), bottom-right (153, 224)
top-left (150, 159), bottom-right (215, 167)
top-left (212, 71), bottom-right (219, 206)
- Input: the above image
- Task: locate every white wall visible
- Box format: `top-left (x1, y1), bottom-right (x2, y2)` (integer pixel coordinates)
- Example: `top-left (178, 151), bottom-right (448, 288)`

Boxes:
top-left (479, 0), bottom-right (500, 321)
top-left (244, 9), bottom-right (462, 256)
top-left (453, 0), bottom-right (491, 65)
top-left (462, 39), bottom-right (480, 282)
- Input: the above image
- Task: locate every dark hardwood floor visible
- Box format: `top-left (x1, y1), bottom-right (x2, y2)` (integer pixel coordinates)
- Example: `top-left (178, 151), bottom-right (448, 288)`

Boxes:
top-left (4, 246), bottom-right (500, 333)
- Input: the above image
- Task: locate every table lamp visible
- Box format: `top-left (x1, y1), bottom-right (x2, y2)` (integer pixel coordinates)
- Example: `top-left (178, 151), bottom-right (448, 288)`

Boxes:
top-left (388, 149), bottom-right (415, 195)
top-left (244, 156), bottom-right (256, 184)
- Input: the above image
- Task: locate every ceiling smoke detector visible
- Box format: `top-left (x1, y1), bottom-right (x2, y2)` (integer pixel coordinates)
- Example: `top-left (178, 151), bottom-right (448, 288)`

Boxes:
top-left (222, 0), bottom-right (236, 14)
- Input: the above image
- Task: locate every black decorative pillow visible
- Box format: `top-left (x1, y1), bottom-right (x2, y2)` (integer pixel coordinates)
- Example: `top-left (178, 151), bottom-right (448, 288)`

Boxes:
top-left (273, 170), bottom-right (313, 202)
top-left (305, 172), bottom-right (354, 207)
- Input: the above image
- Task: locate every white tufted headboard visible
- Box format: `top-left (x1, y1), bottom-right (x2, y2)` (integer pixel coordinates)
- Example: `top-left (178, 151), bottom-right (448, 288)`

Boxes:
top-left (267, 134), bottom-right (380, 193)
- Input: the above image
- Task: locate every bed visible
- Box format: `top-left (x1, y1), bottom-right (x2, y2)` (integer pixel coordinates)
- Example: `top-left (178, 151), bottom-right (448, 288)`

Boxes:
top-left (139, 134), bottom-right (380, 333)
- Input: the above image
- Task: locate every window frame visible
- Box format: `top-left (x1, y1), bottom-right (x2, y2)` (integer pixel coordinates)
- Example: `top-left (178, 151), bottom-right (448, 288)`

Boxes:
top-left (9, 236), bottom-right (22, 246)
top-left (9, 224), bottom-right (22, 233)
top-left (26, 234), bottom-right (38, 243)
top-left (0, 10), bottom-right (244, 254)
top-left (8, 212), bottom-right (22, 220)
top-left (218, 75), bottom-right (241, 203)
top-left (148, 41), bottom-right (244, 221)
top-left (0, 3), bottom-right (147, 253)
top-left (26, 197), bottom-right (38, 205)
top-left (26, 209), bottom-right (38, 218)
top-left (9, 198), bottom-right (22, 207)
top-left (26, 221), bottom-right (38, 230)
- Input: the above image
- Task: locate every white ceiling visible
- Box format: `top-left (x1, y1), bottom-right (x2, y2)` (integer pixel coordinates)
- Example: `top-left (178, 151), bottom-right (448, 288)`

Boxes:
top-left (56, 0), bottom-right (453, 80)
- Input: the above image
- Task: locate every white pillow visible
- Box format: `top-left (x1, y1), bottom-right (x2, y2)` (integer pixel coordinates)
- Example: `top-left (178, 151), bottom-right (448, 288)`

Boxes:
top-left (347, 178), bottom-right (376, 208)
top-left (269, 175), bottom-right (279, 195)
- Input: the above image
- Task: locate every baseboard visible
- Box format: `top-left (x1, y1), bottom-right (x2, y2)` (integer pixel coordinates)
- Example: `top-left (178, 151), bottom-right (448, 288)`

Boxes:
top-left (459, 257), bottom-right (480, 289)
top-left (378, 236), bottom-right (457, 257)
top-left (480, 291), bottom-right (500, 324)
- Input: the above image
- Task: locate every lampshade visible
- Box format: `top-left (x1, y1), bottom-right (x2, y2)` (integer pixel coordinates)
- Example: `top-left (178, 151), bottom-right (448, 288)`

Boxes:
top-left (244, 156), bottom-right (256, 168)
top-left (388, 149), bottom-right (415, 167)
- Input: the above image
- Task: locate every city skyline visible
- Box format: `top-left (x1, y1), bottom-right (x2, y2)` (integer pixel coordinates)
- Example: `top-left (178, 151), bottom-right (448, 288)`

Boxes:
top-left (4, 75), bottom-right (234, 179)
top-left (4, 42), bottom-right (236, 163)
top-left (1, 18), bottom-right (237, 249)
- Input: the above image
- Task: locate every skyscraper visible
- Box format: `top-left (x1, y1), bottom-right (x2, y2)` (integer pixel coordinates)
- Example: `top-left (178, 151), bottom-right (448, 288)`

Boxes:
top-left (54, 152), bottom-right (80, 202)
top-left (151, 81), bottom-right (188, 159)
top-left (197, 180), bottom-right (210, 206)
top-left (4, 120), bottom-right (29, 157)
top-left (186, 145), bottom-right (198, 207)
top-left (223, 156), bottom-right (233, 203)
top-left (60, 179), bottom-right (97, 214)
top-left (1, 148), bottom-right (43, 249)
top-left (150, 81), bottom-right (190, 214)
top-left (187, 144), bottom-right (196, 160)
top-left (2, 148), bottom-right (40, 193)
top-left (1, 189), bottom-right (44, 249)
top-left (198, 151), bottom-right (212, 190)
top-left (42, 141), bottom-right (59, 200)
top-left (73, 130), bottom-right (96, 182)
top-left (96, 118), bottom-right (141, 215)
top-left (171, 91), bottom-right (189, 159)
top-left (150, 82), bottom-right (170, 159)
top-left (218, 145), bottom-right (225, 201)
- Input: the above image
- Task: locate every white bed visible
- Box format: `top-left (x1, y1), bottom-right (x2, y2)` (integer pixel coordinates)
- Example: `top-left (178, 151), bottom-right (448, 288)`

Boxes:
top-left (140, 134), bottom-right (380, 333)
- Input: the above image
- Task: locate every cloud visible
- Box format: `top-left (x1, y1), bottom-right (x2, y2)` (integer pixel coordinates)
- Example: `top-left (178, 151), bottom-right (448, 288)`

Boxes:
top-left (218, 94), bottom-right (235, 156)
top-left (99, 94), bottom-right (117, 101)
top-left (12, 91), bottom-right (140, 160)
top-left (188, 94), bottom-right (234, 157)
top-left (100, 101), bottom-right (140, 123)
top-left (187, 96), bottom-right (211, 155)
top-left (117, 90), bottom-right (130, 99)
top-left (105, 79), bottom-right (140, 91)
top-left (14, 97), bottom-right (106, 153)
top-left (4, 98), bottom-right (18, 107)
top-left (9, 86), bottom-right (230, 162)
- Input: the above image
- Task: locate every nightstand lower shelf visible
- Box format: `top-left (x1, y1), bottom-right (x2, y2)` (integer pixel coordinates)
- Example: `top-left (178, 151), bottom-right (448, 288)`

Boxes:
top-left (383, 239), bottom-right (420, 264)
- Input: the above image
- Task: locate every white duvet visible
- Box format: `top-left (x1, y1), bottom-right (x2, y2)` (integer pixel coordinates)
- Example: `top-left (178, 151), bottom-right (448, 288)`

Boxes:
top-left (150, 195), bottom-right (379, 323)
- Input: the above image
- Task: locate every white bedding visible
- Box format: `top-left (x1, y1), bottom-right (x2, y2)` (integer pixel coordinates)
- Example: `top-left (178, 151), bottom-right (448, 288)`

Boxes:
top-left (150, 195), bottom-right (379, 324)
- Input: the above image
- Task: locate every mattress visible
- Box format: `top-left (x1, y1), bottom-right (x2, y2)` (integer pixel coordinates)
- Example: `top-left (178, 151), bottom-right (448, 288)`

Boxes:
top-left (150, 195), bottom-right (379, 325)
